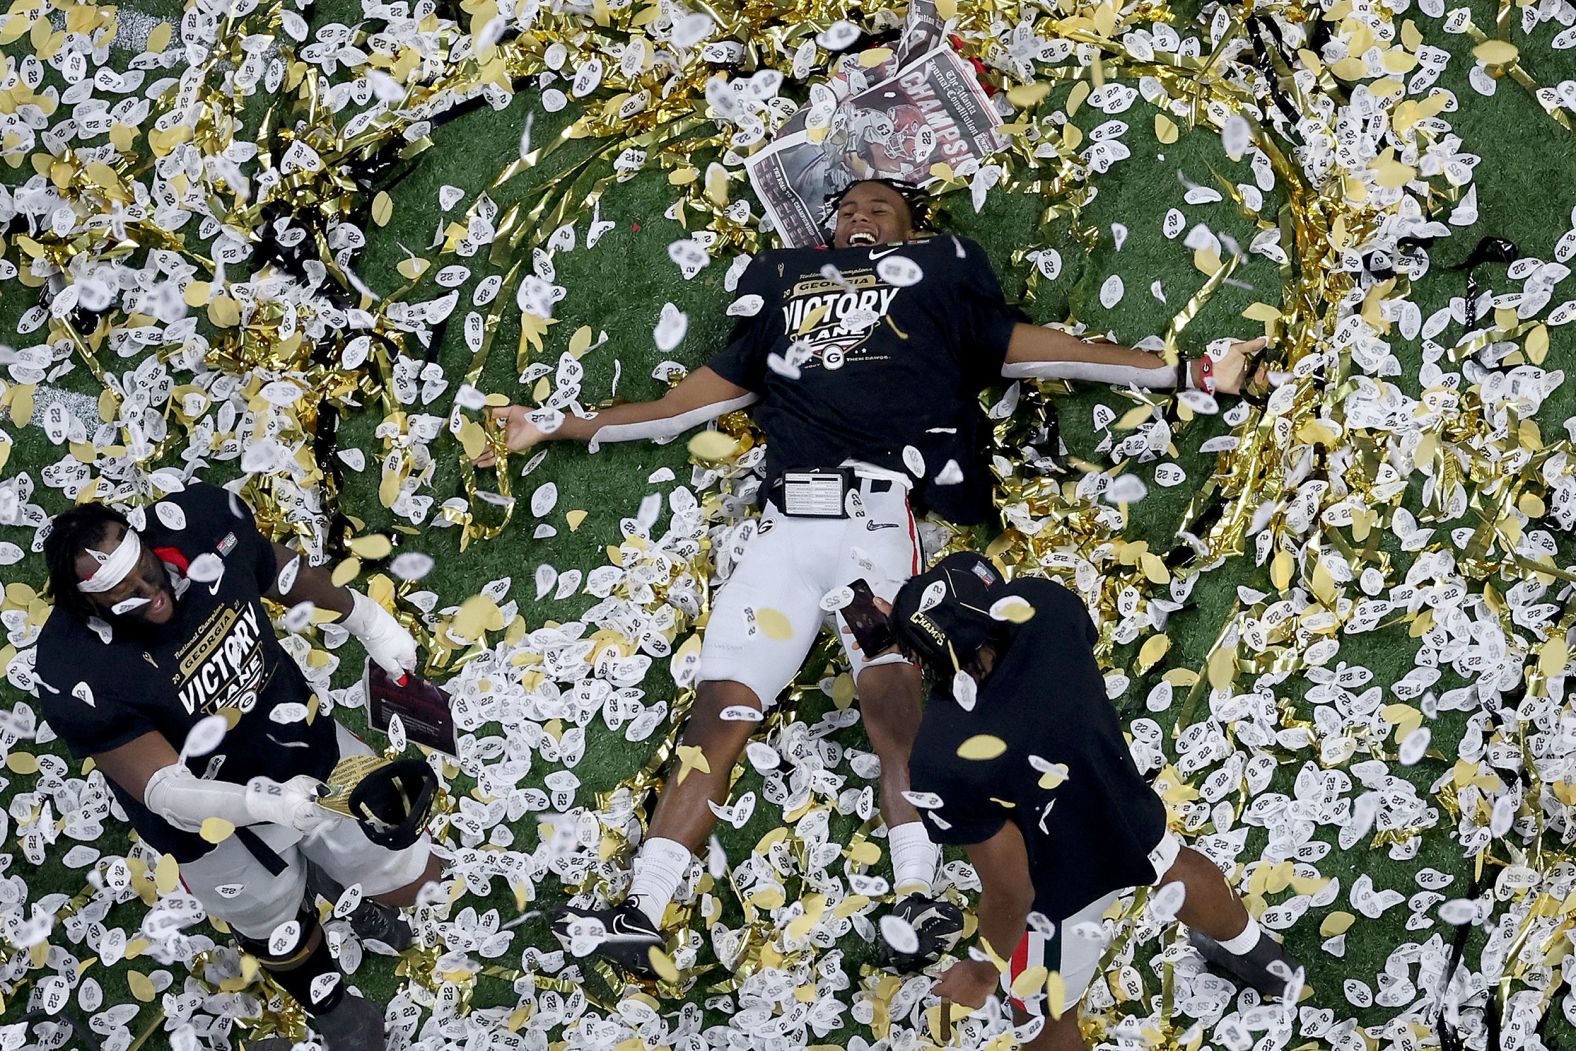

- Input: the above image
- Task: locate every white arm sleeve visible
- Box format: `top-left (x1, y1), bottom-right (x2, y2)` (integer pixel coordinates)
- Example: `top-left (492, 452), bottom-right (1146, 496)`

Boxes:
top-left (143, 764), bottom-right (255, 832)
top-left (587, 393), bottom-right (760, 451)
top-left (143, 766), bottom-right (320, 833)
top-left (1002, 359), bottom-right (1183, 390)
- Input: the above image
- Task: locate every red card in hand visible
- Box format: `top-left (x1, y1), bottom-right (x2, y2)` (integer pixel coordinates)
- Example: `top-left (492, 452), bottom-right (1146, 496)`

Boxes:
top-left (366, 661), bottom-right (458, 757)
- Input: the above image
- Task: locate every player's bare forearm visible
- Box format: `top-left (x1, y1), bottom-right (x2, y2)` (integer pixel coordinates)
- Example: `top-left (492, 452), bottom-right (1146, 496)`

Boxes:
top-left (548, 397), bottom-right (686, 442)
top-left (478, 366), bottom-right (756, 466)
top-left (1007, 322), bottom-right (1148, 365)
top-left (1006, 322), bottom-right (1183, 374)
top-left (92, 731), bottom-right (182, 801)
top-left (572, 365), bottom-right (752, 442)
top-left (965, 823), bottom-right (1037, 968)
top-left (267, 541), bottom-right (353, 616)
top-left (1005, 324), bottom-right (1270, 393)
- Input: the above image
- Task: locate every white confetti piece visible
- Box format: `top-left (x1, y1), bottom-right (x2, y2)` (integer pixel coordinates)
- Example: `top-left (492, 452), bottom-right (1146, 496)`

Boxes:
top-left (186, 553), bottom-right (225, 583)
top-left (876, 255), bottom-right (924, 287)
top-left (269, 920), bottom-right (301, 957)
top-left (1222, 115), bottom-right (1252, 160)
top-left (726, 294), bottom-right (764, 317)
top-left (654, 302), bottom-right (688, 351)
top-left (878, 914), bottom-right (919, 954)
top-left (820, 586), bottom-right (854, 612)
top-left (390, 552), bottom-right (435, 581)
top-left (816, 20), bottom-right (861, 50)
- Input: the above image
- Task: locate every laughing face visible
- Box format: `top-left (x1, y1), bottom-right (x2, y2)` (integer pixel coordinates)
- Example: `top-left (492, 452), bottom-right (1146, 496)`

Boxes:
top-left (831, 181), bottom-right (917, 249)
top-left (76, 525), bottom-right (178, 626)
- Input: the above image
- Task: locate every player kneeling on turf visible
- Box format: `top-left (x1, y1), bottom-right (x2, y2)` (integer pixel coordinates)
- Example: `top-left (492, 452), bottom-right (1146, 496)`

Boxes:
top-left (882, 553), bottom-right (1304, 1049)
top-left (34, 482), bottom-right (443, 1051)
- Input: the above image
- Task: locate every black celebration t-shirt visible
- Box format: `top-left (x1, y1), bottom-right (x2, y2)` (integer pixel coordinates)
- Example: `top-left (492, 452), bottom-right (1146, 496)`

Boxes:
top-left (706, 235), bottom-right (1025, 525)
top-left (907, 577), bottom-right (1169, 919)
top-left (36, 482), bottom-right (337, 862)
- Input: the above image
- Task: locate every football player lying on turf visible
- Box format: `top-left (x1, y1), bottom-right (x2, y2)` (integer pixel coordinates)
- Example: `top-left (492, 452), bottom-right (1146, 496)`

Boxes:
top-left (881, 553), bottom-right (1303, 1049)
top-left (474, 178), bottom-right (1267, 978)
top-left (34, 483), bottom-right (443, 1051)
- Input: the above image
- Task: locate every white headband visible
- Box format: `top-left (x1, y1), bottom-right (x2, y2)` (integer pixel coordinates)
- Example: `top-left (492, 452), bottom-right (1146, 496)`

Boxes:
top-left (78, 528), bottom-right (142, 594)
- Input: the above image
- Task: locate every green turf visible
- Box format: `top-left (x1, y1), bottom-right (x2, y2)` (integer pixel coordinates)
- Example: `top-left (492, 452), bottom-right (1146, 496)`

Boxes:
top-left (2, 0), bottom-right (1575, 1047)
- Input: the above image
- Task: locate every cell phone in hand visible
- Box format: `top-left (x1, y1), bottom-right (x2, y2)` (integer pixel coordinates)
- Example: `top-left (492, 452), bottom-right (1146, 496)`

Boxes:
top-left (843, 578), bottom-right (897, 656)
top-left (366, 660), bottom-right (458, 757)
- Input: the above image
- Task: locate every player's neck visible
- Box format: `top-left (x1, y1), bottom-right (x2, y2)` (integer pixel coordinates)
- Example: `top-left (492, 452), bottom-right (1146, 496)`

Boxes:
top-left (825, 232), bottom-right (933, 250)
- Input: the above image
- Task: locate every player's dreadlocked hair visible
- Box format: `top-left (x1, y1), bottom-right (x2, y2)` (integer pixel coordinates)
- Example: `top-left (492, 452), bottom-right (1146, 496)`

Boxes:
top-left (822, 179), bottom-right (932, 232)
top-left (43, 503), bottom-right (131, 620)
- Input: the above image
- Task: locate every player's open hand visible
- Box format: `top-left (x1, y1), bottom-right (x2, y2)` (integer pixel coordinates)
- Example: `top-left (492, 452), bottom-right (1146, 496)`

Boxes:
top-left (932, 958), bottom-right (999, 1010)
top-left (472, 404), bottom-right (548, 468)
top-left (1210, 337), bottom-right (1269, 396)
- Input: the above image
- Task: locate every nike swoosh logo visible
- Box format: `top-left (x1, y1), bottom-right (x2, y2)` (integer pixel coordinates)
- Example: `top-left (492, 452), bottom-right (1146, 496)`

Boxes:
top-left (605, 917), bottom-right (661, 942)
top-left (866, 522), bottom-right (899, 531)
top-left (869, 246), bottom-right (903, 259)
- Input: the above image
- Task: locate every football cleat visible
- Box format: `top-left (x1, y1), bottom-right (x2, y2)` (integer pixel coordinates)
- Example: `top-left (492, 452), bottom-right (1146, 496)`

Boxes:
top-left (1188, 928), bottom-right (1305, 1000)
top-left (306, 861), bottom-right (413, 954)
top-left (883, 893), bottom-right (965, 972)
top-left (550, 899), bottom-right (666, 980)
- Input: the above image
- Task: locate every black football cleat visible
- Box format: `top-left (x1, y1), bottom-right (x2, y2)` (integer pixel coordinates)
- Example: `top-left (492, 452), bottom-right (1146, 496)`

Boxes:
top-left (884, 893), bottom-right (965, 972)
top-left (305, 862), bottom-right (413, 954)
top-left (551, 899), bottom-right (666, 980)
top-left (1189, 927), bottom-right (1304, 999)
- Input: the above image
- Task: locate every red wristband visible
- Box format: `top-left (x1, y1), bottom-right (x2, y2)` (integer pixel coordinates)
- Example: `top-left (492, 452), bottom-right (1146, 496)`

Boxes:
top-left (1199, 355), bottom-right (1216, 395)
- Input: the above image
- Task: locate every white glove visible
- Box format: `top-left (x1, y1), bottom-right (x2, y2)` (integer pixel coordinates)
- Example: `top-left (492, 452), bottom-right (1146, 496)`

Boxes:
top-left (343, 589), bottom-right (418, 677)
top-left (245, 775), bottom-right (341, 834)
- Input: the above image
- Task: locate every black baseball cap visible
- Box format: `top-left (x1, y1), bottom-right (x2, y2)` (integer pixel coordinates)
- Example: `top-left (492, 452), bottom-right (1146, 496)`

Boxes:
top-left (890, 552), bottom-right (1004, 672)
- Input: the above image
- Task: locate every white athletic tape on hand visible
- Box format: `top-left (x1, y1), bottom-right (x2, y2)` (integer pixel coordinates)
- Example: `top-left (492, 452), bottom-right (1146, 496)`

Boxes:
top-left (343, 589), bottom-right (418, 676)
top-left (78, 528), bottom-right (142, 594)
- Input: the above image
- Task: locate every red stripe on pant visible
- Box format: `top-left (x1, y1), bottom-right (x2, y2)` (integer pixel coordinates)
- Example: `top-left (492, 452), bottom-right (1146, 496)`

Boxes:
top-left (1008, 930), bottom-right (1032, 1010)
top-left (904, 502), bottom-right (921, 575)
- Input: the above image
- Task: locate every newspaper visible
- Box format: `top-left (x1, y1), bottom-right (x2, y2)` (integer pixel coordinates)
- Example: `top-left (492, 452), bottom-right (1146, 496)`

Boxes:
top-left (746, 34), bottom-right (1006, 248)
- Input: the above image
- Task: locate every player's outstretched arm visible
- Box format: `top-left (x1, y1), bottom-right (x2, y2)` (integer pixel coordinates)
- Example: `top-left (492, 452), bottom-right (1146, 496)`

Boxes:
top-left (266, 542), bottom-right (417, 678)
top-left (931, 821), bottom-right (1037, 1009)
top-left (471, 365), bottom-right (757, 467)
top-left (266, 541), bottom-right (353, 617)
top-left (1002, 323), bottom-right (1266, 395)
top-left (93, 731), bottom-right (339, 834)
